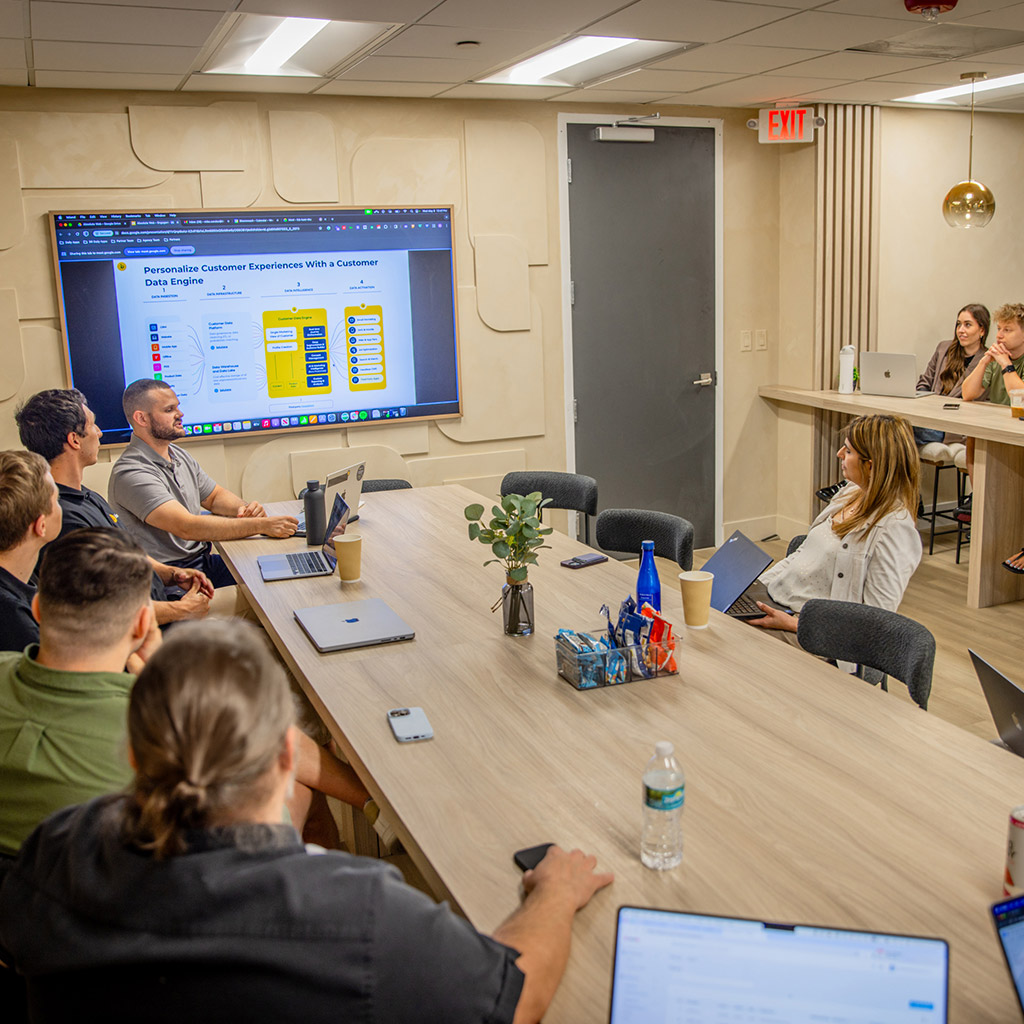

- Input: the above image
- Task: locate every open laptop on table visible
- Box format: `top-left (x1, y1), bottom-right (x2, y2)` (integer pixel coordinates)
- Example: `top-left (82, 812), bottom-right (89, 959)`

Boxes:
top-left (258, 493), bottom-right (350, 582)
top-left (702, 529), bottom-right (791, 620)
top-left (860, 352), bottom-right (930, 399)
top-left (295, 461), bottom-right (365, 534)
top-left (610, 905), bottom-right (949, 1024)
top-left (969, 649), bottom-right (1024, 757)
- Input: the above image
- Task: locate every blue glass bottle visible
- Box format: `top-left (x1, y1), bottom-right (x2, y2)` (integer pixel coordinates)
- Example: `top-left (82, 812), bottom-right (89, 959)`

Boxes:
top-left (636, 539), bottom-right (661, 611)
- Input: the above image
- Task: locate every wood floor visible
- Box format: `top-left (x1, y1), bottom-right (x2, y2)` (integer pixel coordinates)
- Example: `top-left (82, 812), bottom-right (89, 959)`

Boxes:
top-left (695, 526), bottom-right (1024, 742)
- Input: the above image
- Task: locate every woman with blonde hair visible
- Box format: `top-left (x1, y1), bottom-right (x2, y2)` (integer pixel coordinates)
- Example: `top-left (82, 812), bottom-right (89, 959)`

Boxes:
top-left (748, 414), bottom-right (923, 636)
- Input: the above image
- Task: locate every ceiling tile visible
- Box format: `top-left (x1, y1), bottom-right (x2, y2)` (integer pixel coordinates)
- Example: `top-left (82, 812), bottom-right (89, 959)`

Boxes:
top-left (339, 55), bottom-right (476, 83)
top-left (729, 11), bottom-right (912, 49)
top-left (652, 42), bottom-right (828, 73)
top-left (42, 0), bottom-right (235, 8)
top-left (549, 87), bottom-right (673, 103)
top-left (422, 0), bottom-right (627, 34)
top-left (819, 0), bottom-right (1023, 17)
top-left (782, 50), bottom-right (937, 78)
top-left (590, 67), bottom-right (741, 90)
top-left (806, 79), bottom-right (928, 102)
top-left (684, 73), bottom-right (847, 104)
top-left (237, 0), bottom-right (438, 19)
top-left (182, 72), bottom-right (321, 92)
top-left (954, 4), bottom-right (1024, 30)
top-left (0, 66), bottom-right (24, 84)
top-left (0, 1), bottom-right (22, 37)
top-left (33, 39), bottom-right (200, 73)
top-left (30, 2), bottom-right (224, 46)
top-left (371, 24), bottom-right (553, 66)
top-left (434, 82), bottom-right (573, 99)
top-left (874, 59), bottom-right (1024, 85)
top-left (313, 79), bottom-right (447, 97)
top-left (35, 69), bottom-right (185, 88)
top-left (981, 91), bottom-right (1024, 109)
top-left (0, 36), bottom-right (23, 65)
top-left (588, 0), bottom-right (796, 44)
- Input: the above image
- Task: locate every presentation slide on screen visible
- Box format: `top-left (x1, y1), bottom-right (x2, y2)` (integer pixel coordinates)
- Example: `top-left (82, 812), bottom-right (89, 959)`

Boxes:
top-left (112, 249), bottom-right (416, 425)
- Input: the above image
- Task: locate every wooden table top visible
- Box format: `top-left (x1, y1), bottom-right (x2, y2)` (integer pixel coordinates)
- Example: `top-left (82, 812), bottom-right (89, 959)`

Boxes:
top-left (759, 384), bottom-right (1024, 445)
top-left (218, 484), bottom-right (1024, 1022)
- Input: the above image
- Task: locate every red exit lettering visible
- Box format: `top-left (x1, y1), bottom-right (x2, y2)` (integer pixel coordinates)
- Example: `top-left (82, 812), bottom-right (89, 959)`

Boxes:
top-left (758, 107), bottom-right (813, 144)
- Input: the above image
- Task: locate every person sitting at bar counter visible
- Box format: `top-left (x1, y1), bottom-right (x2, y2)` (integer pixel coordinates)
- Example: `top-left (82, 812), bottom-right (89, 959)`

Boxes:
top-left (745, 414), bottom-right (922, 638)
top-left (0, 618), bottom-right (614, 1024)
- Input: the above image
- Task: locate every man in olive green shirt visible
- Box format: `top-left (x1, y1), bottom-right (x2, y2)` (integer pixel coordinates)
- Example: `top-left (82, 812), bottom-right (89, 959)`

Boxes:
top-left (0, 529), bottom-right (154, 856)
top-left (962, 301), bottom-right (1024, 407)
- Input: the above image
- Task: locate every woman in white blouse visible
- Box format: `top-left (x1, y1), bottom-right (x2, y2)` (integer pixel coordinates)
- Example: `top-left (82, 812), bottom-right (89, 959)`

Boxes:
top-left (748, 414), bottom-right (922, 636)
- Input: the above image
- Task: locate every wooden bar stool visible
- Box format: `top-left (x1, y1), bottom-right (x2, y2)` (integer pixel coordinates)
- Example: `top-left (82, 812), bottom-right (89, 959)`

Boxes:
top-left (918, 454), bottom-right (964, 555)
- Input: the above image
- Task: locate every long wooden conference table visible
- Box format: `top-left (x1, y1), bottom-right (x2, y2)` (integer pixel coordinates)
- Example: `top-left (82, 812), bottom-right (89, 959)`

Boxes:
top-left (759, 384), bottom-right (1024, 609)
top-left (218, 485), bottom-right (1024, 1022)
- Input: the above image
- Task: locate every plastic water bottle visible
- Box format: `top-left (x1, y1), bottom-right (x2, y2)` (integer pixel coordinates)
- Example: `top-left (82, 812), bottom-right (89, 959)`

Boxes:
top-left (303, 479), bottom-right (326, 546)
top-left (636, 539), bottom-right (661, 611)
top-left (641, 741), bottom-right (685, 870)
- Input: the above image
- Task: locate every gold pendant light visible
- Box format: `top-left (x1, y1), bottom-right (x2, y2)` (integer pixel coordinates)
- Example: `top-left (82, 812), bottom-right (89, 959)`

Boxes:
top-left (942, 71), bottom-right (995, 229)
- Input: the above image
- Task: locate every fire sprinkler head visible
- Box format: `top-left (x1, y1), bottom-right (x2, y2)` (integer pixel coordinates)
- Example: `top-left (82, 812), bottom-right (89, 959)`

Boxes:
top-left (903, 1), bottom-right (958, 19)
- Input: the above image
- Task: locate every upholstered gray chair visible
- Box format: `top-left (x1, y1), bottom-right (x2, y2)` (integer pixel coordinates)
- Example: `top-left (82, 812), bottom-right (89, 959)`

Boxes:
top-left (361, 478), bottom-right (412, 492)
top-left (500, 471), bottom-right (598, 544)
top-left (796, 599), bottom-right (934, 710)
top-left (595, 509), bottom-right (694, 571)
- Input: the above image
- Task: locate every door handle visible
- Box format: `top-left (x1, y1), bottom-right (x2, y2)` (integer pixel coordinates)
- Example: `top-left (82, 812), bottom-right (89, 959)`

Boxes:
top-left (692, 372), bottom-right (714, 387)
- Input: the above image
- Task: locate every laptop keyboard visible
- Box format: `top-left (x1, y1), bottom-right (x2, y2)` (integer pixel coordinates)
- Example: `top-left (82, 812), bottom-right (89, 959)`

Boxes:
top-left (727, 592), bottom-right (763, 616)
top-left (285, 551), bottom-right (328, 575)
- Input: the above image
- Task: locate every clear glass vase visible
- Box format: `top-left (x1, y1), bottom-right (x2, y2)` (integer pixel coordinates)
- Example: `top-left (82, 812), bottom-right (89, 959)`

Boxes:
top-left (501, 578), bottom-right (534, 636)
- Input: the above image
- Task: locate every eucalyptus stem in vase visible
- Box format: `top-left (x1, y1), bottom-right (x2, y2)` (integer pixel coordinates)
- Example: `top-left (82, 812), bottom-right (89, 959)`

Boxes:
top-left (464, 492), bottom-right (553, 636)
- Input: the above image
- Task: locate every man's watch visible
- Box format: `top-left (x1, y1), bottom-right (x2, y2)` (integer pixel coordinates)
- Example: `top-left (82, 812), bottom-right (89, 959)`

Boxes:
top-left (1003, 363), bottom-right (1018, 375)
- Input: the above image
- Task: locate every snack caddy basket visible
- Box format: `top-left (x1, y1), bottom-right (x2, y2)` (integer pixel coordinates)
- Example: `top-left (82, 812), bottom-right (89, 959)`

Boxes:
top-left (554, 626), bottom-right (678, 690)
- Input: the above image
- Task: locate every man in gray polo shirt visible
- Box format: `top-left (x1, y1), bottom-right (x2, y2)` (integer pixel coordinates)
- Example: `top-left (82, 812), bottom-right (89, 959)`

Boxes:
top-left (109, 380), bottom-right (297, 589)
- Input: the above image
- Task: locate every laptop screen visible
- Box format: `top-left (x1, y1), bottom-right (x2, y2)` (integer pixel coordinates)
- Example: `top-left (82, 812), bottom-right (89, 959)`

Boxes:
top-left (610, 906), bottom-right (948, 1023)
top-left (993, 894), bottom-right (1024, 1011)
top-left (319, 493), bottom-right (351, 569)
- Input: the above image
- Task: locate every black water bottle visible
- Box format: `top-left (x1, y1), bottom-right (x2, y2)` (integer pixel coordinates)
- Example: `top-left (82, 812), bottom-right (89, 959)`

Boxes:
top-left (303, 479), bottom-right (326, 546)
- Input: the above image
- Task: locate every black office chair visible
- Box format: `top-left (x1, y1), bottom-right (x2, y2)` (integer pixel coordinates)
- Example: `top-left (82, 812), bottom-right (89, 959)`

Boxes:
top-left (595, 509), bottom-right (694, 571)
top-left (796, 599), bottom-right (935, 710)
top-left (786, 534), bottom-right (806, 557)
top-left (500, 471), bottom-right (598, 545)
top-left (361, 478), bottom-right (412, 492)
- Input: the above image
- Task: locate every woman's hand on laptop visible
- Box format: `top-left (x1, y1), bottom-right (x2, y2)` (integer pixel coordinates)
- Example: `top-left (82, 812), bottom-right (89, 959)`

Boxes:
top-left (746, 604), bottom-right (798, 632)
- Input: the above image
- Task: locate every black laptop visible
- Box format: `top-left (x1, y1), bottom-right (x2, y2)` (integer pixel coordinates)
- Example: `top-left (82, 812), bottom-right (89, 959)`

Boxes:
top-left (701, 530), bottom-right (792, 620)
top-left (969, 649), bottom-right (1024, 757)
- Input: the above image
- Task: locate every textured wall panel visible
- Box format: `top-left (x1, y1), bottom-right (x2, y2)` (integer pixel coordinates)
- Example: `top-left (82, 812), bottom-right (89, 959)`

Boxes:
top-left (409, 448), bottom-right (526, 488)
top-left (0, 193), bottom-right (177, 320)
top-left (0, 323), bottom-right (65, 451)
top-left (270, 110), bottom-right (339, 203)
top-left (351, 137), bottom-right (460, 207)
top-left (353, 422), bottom-right (429, 455)
top-left (464, 120), bottom-right (547, 265)
top-left (439, 287), bottom-right (544, 444)
top-left (0, 289), bottom-right (23, 403)
top-left (474, 234), bottom-right (530, 331)
top-left (129, 105), bottom-right (246, 171)
top-left (0, 112), bottom-right (169, 187)
top-left (200, 102), bottom-right (263, 207)
top-left (289, 444), bottom-right (409, 497)
top-left (0, 137), bottom-right (25, 250)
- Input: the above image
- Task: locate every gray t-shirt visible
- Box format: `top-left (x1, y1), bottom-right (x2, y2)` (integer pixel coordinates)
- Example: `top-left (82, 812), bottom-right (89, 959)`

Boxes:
top-left (108, 436), bottom-right (217, 564)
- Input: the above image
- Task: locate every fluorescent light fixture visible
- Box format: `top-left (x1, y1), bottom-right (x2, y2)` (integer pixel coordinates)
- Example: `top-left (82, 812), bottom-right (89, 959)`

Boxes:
top-left (897, 71), bottom-right (1024, 104)
top-left (479, 35), bottom-right (692, 88)
top-left (244, 17), bottom-right (329, 75)
top-left (506, 37), bottom-right (635, 85)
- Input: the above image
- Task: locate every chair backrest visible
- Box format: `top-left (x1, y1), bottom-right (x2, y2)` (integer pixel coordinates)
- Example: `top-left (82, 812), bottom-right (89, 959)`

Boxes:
top-left (362, 478), bottom-right (412, 493)
top-left (499, 471), bottom-right (598, 516)
top-left (595, 508), bottom-right (694, 571)
top-left (786, 534), bottom-right (806, 558)
top-left (796, 599), bottom-right (934, 710)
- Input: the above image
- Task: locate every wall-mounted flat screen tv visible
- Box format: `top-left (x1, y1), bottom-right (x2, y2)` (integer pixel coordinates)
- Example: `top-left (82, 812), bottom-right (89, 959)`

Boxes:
top-left (50, 205), bottom-right (461, 446)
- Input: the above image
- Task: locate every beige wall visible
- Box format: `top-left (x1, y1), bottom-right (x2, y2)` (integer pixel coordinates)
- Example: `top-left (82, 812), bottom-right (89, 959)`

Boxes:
top-left (0, 85), bottom-right (785, 536)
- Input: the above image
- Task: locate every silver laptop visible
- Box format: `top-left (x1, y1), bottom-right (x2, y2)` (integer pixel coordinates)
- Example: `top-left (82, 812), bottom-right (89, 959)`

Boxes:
top-left (859, 352), bottom-right (929, 399)
top-left (258, 493), bottom-right (350, 582)
top-left (970, 649), bottom-right (1024, 757)
top-left (294, 597), bottom-right (414, 652)
top-left (610, 905), bottom-right (948, 1024)
top-left (296, 461), bottom-right (365, 534)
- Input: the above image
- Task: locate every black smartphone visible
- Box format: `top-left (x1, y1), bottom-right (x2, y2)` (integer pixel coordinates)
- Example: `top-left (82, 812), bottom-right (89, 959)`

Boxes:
top-left (560, 553), bottom-right (608, 569)
top-left (513, 842), bottom-right (553, 871)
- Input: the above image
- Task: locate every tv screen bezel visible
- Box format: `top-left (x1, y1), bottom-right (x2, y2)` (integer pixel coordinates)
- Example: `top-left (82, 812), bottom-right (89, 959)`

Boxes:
top-left (48, 203), bottom-right (463, 449)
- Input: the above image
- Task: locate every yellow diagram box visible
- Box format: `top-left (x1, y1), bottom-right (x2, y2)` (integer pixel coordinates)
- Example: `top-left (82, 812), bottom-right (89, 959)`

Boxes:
top-left (344, 304), bottom-right (386, 392)
top-left (263, 307), bottom-right (331, 398)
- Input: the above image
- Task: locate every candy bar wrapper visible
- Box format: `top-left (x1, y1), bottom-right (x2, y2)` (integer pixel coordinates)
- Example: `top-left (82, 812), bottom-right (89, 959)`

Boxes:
top-left (639, 606), bottom-right (677, 674)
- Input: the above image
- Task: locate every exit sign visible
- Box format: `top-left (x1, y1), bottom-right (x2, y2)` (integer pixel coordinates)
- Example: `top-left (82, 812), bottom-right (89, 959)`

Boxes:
top-left (758, 106), bottom-right (815, 144)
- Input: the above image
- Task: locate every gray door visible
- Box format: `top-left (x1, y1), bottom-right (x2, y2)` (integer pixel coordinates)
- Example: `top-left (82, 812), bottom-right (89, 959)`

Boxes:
top-left (567, 123), bottom-right (717, 549)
